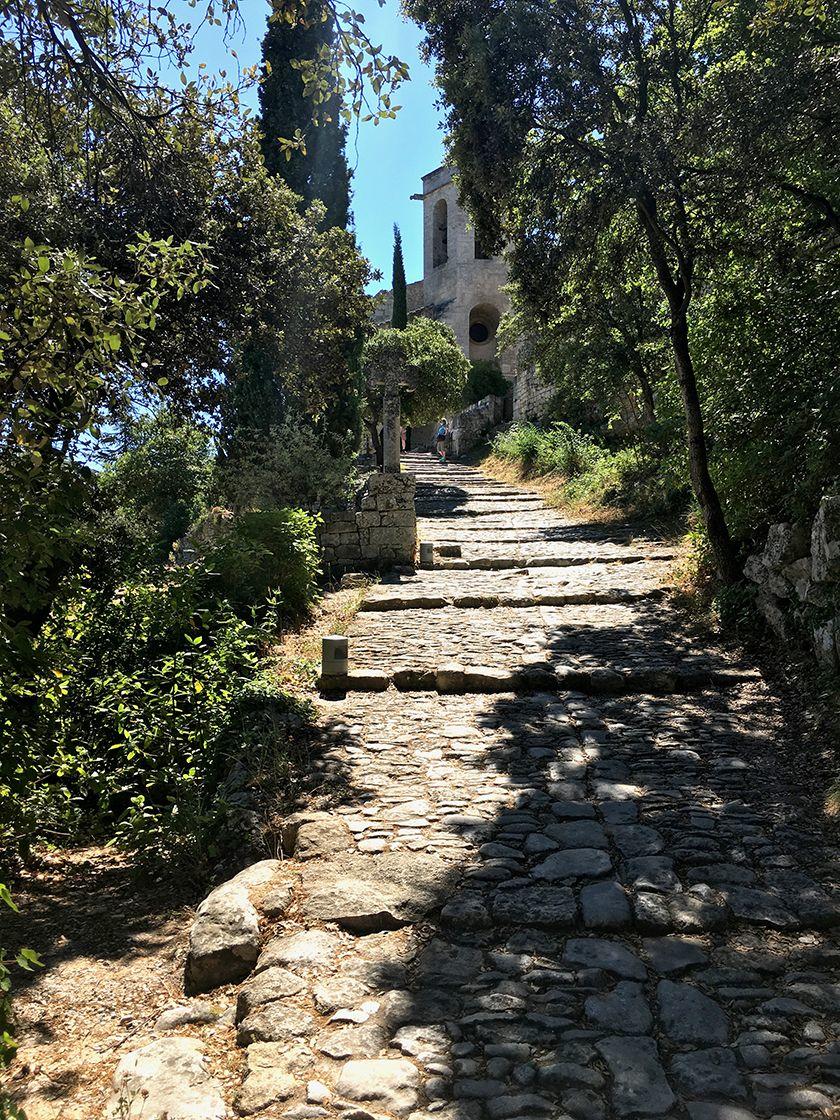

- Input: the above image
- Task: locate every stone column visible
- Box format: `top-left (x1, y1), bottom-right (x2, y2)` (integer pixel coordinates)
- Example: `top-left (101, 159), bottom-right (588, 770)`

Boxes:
top-left (382, 374), bottom-right (401, 475)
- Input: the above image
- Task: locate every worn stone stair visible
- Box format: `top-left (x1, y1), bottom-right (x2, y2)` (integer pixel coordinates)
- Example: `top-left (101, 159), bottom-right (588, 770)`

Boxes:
top-left (111, 452), bottom-right (840, 1120)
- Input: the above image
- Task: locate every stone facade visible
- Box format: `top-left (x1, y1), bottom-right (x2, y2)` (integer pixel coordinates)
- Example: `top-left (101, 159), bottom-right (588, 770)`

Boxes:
top-left (374, 164), bottom-right (552, 422)
top-left (320, 472), bottom-right (416, 571)
top-left (744, 495), bottom-right (840, 671)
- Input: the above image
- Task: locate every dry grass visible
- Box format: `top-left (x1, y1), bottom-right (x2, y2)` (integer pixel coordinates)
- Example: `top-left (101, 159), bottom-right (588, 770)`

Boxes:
top-left (265, 577), bottom-right (375, 696)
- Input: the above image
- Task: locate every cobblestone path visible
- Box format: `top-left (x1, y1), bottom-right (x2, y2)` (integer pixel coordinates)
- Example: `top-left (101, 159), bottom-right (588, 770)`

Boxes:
top-left (115, 455), bottom-right (840, 1120)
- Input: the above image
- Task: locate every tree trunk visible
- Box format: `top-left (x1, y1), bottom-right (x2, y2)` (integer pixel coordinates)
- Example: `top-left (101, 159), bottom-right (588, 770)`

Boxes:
top-left (635, 196), bottom-right (738, 583)
top-left (632, 356), bottom-right (656, 424)
top-left (670, 308), bottom-right (739, 583)
top-left (365, 417), bottom-right (383, 467)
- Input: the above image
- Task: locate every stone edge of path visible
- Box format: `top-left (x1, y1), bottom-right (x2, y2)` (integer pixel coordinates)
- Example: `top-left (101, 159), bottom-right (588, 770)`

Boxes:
top-left (318, 664), bottom-right (762, 697)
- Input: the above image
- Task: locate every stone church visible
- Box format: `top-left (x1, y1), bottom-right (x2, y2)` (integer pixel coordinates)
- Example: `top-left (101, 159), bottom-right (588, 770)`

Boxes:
top-left (374, 164), bottom-right (552, 440)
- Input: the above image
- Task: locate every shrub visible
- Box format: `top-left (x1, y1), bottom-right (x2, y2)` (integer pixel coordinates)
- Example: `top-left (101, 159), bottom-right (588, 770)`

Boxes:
top-left (208, 508), bottom-right (321, 615)
top-left (492, 421), bottom-right (601, 477)
top-left (100, 411), bottom-right (213, 562)
top-left (561, 445), bottom-right (687, 517)
top-left (216, 420), bottom-right (357, 513)
top-left (0, 569), bottom-right (275, 871)
top-left (463, 360), bottom-right (511, 406)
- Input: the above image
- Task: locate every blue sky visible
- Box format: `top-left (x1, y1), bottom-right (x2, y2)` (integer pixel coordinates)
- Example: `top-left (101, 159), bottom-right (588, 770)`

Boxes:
top-left (197, 2), bottom-right (445, 288)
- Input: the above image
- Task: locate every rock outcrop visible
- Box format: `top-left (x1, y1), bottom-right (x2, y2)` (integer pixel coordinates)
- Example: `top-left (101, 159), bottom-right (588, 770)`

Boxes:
top-left (185, 860), bottom-right (284, 994)
top-left (744, 498), bottom-right (840, 671)
top-left (109, 1037), bottom-right (227, 1119)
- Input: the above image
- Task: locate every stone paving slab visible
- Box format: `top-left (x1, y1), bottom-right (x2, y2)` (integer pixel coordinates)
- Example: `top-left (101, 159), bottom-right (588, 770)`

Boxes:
top-left (361, 560), bottom-right (675, 609)
top-left (347, 601), bottom-right (754, 678)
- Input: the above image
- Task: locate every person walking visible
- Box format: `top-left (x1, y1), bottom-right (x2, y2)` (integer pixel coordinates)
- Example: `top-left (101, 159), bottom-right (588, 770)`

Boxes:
top-left (435, 418), bottom-right (449, 463)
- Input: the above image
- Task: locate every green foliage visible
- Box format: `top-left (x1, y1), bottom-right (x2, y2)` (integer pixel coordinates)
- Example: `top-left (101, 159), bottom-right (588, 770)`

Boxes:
top-left (464, 360), bottom-right (511, 406)
top-left (562, 447), bottom-right (689, 520)
top-left (362, 317), bottom-right (469, 431)
top-left (493, 422), bottom-right (601, 478)
top-left (492, 422), bottom-right (689, 519)
top-left (0, 565), bottom-right (311, 873)
top-left (216, 420), bottom-right (357, 514)
top-left (402, 318), bottom-right (470, 425)
top-left (208, 509), bottom-right (321, 615)
top-left (391, 224), bottom-right (408, 329)
top-left (411, 0), bottom-right (840, 581)
top-left (0, 884), bottom-right (42, 1076)
top-left (101, 412), bottom-right (213, 562)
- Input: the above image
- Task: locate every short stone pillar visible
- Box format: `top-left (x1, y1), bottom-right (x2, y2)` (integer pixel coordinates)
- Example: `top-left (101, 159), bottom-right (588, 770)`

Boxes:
top-left (322, 635), bottom-right (349, 678)
top-left (366, 337), bottom-right (418, 476)
top-left (382, 377), bottom-right (401, 475)
top-left (419, 541), bottom-right (434, 568)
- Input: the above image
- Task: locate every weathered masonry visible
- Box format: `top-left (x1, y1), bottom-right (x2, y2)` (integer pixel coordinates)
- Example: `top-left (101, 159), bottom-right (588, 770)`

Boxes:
top-left (319, 472), bottom-right (416, 571)
top-left (374, 164), bottom-right (554, 443)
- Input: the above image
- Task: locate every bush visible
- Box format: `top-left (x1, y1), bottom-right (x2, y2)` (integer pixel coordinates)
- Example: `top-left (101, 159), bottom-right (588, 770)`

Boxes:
top-left (492, 421), bottom-right (601, 477)
top-left (208, 508), bottom-right (321, 615)
top-left (0, 569), bottom-right (275, 871)
top-left (561, 445), bottom-right (688, 518)
top-left (100, 412), bottom-right (213, 562)
top-left (463, 360), bottom-right (511, 406)
top-left (216, 420), bottom-right (357, 513)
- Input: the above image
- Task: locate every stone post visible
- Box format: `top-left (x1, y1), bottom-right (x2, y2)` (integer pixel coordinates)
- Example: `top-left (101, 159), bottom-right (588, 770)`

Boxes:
top-left (322, 635), bottom-right (349, 678)
top-left (382, 374), bottom-right (401, 475)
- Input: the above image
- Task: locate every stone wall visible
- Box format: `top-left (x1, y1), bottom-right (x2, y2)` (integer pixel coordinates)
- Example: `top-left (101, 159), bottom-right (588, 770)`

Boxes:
top-left (450, 394), bottom-right (505, 457)
top-left (320, 472), bottom-right (416, 571)
top-left (744, 496), bottom-right (840, 671)
top-left (513, 361), bottom-right (555, 420)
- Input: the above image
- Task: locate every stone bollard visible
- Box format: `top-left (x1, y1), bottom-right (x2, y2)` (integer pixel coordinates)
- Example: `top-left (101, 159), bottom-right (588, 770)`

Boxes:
top-left (322, 635), bottom-right (349, 679)
top-left (419, 542), bottom-right (434, 569)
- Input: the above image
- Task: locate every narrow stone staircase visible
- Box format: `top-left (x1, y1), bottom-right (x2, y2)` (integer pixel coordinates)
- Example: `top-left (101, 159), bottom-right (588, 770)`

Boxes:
top-left (111, 453), bottom-right (840, 1120)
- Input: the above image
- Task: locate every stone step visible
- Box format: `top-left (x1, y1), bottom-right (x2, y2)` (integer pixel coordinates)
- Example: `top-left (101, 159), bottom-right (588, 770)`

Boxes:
top-left (319, 662), bottom-right (760, 696)
top-left (434, 553), bottom-right (677, 569)
top-left (360, 589), bottom-right (668, 611)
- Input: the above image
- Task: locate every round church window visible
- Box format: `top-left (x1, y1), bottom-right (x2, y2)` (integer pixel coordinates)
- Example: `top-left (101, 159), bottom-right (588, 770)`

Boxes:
top-left (469, 322), bottom-right (490, 344)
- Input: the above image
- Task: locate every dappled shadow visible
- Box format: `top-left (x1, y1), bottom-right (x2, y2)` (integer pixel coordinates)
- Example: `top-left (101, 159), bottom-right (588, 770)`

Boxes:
top-left (344, 669), bottom-right (840, 1117)
top-left (310, 456), bottom-right (840, 1117)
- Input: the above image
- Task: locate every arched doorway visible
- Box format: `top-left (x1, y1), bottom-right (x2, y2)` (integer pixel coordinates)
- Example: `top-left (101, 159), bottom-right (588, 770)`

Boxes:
top-left (433, 199), bottom-right (448, 268)
top-left (468, 302), bottom-right (501, 361)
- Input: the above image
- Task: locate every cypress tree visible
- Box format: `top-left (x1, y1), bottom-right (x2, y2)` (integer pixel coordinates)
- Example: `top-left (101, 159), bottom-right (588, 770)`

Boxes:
top-left (391, 224), bottom-right (408, 329)
top-left (259, 4), bottom-right (351, 229)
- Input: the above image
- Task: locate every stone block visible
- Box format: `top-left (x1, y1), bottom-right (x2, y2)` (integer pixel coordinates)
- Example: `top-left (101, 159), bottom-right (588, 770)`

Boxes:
top-left (783, 556), bottom-right (812, 601)
top-left (763, 522), bottom-right (809, 571)
top-left (813, 617), bottom-right (840, 671)
top-left (356, 511), bottom-right (382, 529)
top-left (109, 1038), bottom-right (226, 1120)
top-left (812, 495), bottom-right (840, 582)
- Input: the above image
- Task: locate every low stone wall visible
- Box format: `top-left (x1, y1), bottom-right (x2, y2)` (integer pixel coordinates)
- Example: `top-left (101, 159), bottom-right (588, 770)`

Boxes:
top-left (450, 394), bottom-right (505, 457)
top-left (320, 472), bottom-right (416, 571)
top-left (745, 495), bottom-right (840, 671)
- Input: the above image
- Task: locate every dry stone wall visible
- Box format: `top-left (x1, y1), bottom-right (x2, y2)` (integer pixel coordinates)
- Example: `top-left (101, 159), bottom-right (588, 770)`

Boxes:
top-left (744, 495), bottom-right (840, 671)
top-left (512, 361), bottom-right (554, 420)
top-left (450, 394), bottom-right (505, 457)
top-left (320, 473), bottom-right (417, 571)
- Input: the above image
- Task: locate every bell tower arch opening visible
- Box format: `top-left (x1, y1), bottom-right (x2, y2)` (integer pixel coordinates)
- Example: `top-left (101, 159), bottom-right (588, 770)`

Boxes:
top-left (432, 199), bottom-right (448, 268)
top-left (468, 302), bottom-right (501, 361)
